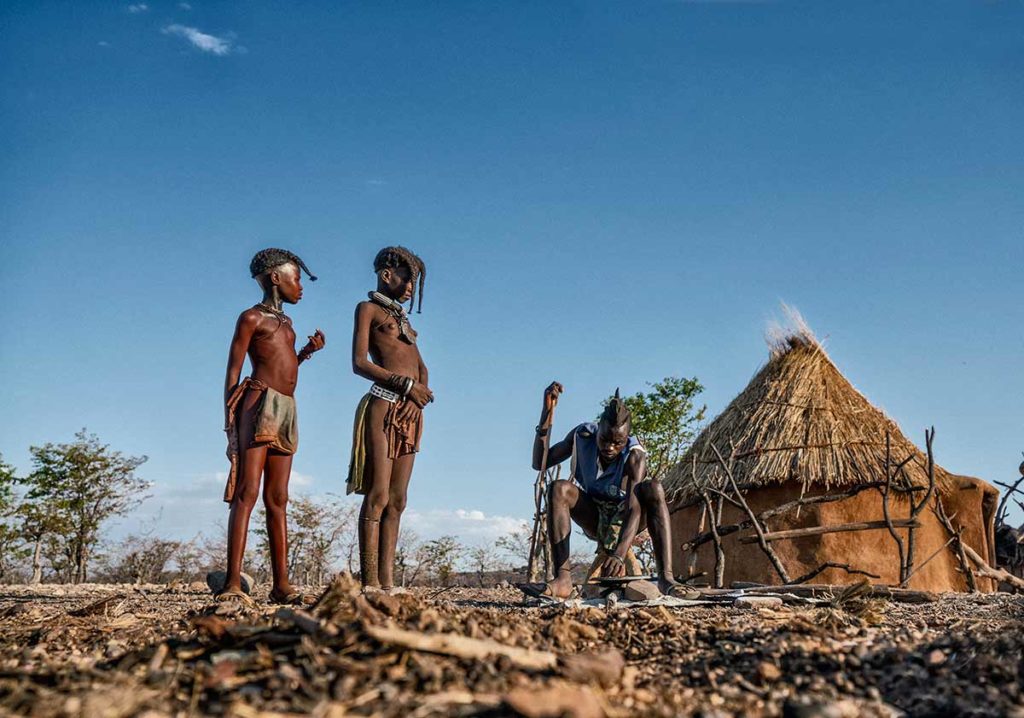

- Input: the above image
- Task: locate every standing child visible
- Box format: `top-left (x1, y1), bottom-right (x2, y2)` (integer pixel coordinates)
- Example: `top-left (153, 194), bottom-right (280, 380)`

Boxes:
top-left (347, 247), bottom-right (432, 592)
top-left (220, 248), bottom-right (325, 604)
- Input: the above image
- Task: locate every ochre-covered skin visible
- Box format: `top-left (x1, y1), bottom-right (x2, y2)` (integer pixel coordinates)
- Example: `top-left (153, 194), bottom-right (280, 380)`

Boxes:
top-left (351, 250), bottom-right (433, 590)
top-left (671, 477), bottom-right (997, 592)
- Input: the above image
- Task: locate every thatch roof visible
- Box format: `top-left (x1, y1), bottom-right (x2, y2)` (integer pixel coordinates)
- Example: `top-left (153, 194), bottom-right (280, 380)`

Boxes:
top-left (663, 330), bottom-right (956, 504)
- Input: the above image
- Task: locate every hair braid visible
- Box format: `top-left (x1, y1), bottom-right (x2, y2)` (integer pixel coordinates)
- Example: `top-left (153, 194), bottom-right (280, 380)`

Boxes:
top-left (600, 388), bottom-right (631, 429)
top-left (250, 248), bottom-right (317, 281)
top-left (373, 246), bottom-right (426, 312)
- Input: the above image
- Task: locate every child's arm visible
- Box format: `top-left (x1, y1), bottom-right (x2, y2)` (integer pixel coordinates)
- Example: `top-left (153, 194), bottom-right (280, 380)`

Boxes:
top-left (298, 329), bottom-right (326, 365)
top-left (351, 303), bottom-right (399, 385)
top-left (224, 309), bottom-right (260, 425)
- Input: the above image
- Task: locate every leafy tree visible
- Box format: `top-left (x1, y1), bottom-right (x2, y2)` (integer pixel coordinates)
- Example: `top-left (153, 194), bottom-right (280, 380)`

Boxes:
top-left (418, 535), bottom-right (464, 586)
top-left (495, 523), bottom-right (532, 569)
top-left (468, 544), bottom-right (507, 586)
top-left (604, 376), bottom-right (706, 480)
top-left (97, 534), bottom-right (183, 584)
top-left (252, 494), bottom-right (359, 586)
top-left (19, 430), bottom-right (149, 584)
top-left (0, 456), bottom-right (26, 581)
top-left (394, 528), bottom-right (422, 587)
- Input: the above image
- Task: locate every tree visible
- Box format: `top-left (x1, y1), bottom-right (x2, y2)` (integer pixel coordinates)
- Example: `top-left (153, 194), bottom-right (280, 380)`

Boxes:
top-left (394, 528), bottom-right (422, 587)
top-left (19, 430), bottom-right (149, 584)
top-left (496, 523), bottom-right (532, 569)
top-left (418, 535), bottom-right (464, 586)
top-left (468, 544), bottom-right (507, 586)
top-left (97, 534), bottom-right (183, 584)
top-left (252, 494), bottom-right (359, 587)
top-left (0, 456), bottom-right (26, 582)
top-left (605, 376), bottom-right (706, 480)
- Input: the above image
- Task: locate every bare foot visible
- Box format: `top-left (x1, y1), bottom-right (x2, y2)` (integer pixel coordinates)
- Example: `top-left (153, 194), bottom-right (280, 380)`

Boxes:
top-left (658, 577), bottom-right (700, 600)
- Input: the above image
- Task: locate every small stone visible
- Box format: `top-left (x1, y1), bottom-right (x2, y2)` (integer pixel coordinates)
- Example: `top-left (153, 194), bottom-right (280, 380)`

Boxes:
top-left (605, 591), bottom-right (621, 609)
top-left (733, 595), bottom-right (784, 609)
top-left (926, 649), bottom-right (946, 667)
top-left (758, 660), bottom-right (782, 682)
top-left (623, 579), bottom-right (661, 602)
top-left (205, 570), bottom-right (255, 595)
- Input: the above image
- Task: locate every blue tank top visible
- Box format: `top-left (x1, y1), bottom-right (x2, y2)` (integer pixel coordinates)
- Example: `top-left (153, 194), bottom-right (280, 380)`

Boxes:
top-left (569, 422), bottom-right (645, 501)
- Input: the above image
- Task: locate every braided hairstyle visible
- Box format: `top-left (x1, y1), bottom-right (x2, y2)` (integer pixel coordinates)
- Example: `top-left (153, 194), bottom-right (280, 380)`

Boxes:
top-left (600, 388), bottom-right (631, 429)
top-left (250, 248), bottom-right (318, 281)
top-left (373, 246), bottom-right (426, 312)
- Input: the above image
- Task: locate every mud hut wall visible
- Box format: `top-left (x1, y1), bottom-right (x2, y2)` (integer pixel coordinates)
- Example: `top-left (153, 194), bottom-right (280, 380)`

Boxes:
top-left (671, 482), bottom-right (996, 592)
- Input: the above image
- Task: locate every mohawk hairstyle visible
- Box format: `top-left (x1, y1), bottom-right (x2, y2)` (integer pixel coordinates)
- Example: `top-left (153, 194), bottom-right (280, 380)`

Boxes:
top-left (373, 246), bottom-right (426, 313)
top-left (600, 388), bottom-right (631, 428)
top-left (250, 248), bottom-right (318, 282)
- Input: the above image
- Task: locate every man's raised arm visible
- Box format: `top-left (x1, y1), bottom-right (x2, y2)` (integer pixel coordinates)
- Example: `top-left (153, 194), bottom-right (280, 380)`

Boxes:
top-left (532, 381), bottom-right (574, 470)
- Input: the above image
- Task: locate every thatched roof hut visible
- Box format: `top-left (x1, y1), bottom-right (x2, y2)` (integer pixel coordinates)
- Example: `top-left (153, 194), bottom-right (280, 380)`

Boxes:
top-left (663, 331), bottom-right (955, 502)
top-left (665, 329), bottom-right (997, 592)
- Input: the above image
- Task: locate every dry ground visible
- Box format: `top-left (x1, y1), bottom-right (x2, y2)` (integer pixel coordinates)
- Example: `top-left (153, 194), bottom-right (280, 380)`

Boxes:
top-left (0, 580), bottom-right (1022, 717)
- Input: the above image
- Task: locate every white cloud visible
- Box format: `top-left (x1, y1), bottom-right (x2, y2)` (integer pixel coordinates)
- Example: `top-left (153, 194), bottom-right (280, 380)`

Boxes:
top-left (98, 41), bottom-right (111, 47)
top-left (403, 508), bottom-right (528, 545)
top-left (127, 3), bottom-right (149, 13)
top-left (162, 24), bottom-right (234, 56)
top-left (365, 179), bottom-right (387, 187)
top-left (179, 2), bottom-right (192, 9)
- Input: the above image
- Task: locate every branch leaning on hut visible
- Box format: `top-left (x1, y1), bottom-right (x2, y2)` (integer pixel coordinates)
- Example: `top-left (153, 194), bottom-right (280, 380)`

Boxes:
top-left (879, 431), bottom-right (917, 585)
top-left (933, 497), bottom-right (978, 593)
top-left (903, 427), bottom-right (938, 585)
top-left (710, 442), bottom-right (791, 584)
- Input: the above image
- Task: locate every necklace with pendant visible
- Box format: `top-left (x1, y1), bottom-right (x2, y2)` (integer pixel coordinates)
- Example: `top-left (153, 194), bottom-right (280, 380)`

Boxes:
top-left (369, 292), bottom-right (415, 344)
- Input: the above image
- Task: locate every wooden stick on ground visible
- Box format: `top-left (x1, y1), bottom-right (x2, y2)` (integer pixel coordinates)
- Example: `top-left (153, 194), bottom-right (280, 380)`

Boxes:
top-left (365, 623), bottom-right (558, 671)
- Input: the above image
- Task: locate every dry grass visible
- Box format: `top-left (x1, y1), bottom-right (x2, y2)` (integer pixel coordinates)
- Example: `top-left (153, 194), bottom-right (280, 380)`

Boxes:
top-left (664, 326), bottom-right (957, 504)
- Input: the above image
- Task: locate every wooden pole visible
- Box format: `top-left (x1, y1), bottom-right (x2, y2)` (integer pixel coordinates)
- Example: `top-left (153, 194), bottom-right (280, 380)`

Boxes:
top-left (527, 404), bottom-right (555, 583)
top-left (736, 519), bottom-right (921, 544)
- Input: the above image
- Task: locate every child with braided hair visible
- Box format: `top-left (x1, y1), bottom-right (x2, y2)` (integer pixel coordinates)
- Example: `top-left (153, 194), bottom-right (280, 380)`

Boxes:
top-left (219, 248), bottom-right (325, 605)
top-left (347, 246), bottom-right (433, 591)
top-left (524, 383), bottom-right (698, 601)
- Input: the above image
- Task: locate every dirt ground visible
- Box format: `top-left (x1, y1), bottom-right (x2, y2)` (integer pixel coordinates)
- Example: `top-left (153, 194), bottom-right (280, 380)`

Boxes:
top-left (0, 579), bottom-right (1022, 718)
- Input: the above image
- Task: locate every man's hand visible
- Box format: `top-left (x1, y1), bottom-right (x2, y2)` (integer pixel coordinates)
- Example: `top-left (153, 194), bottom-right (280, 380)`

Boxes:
top-left (543, 381), bottom-right (564, 414)
top-left (300, 329), bottom-right (326, 357)
top-left (397, 399), bottom-right (422, 427)
top-left (408, 382), bottom-right (434, 408)
top-left (599, 553), bottom-right (626, 579)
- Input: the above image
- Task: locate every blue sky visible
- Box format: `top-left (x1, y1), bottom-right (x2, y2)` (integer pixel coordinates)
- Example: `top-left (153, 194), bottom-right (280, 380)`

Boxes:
top-left (2, 1), bottom-right (1023, 548)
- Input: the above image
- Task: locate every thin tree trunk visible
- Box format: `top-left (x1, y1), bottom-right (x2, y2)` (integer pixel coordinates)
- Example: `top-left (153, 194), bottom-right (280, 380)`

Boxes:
top-left (30, 538), bottom-right (43, 585)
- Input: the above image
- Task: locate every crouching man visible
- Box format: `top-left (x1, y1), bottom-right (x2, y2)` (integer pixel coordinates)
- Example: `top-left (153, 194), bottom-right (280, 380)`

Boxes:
top-left (525, 382), bottom-right (696, 600)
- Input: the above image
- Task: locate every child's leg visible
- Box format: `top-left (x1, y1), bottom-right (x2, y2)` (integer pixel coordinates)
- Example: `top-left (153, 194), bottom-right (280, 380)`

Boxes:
top-left (358, 398), bottom-right (394, 587)
top-left (223, 392), bottom-right (268, 594)
top-left (379, 453), bottom-right (415, 588)
top-left (263, 450), bottom-right (294, 596)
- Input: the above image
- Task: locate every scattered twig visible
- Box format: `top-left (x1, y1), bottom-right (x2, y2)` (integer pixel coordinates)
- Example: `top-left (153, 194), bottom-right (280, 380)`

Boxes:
top-left (365, 623), bottom-right (558, 671)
